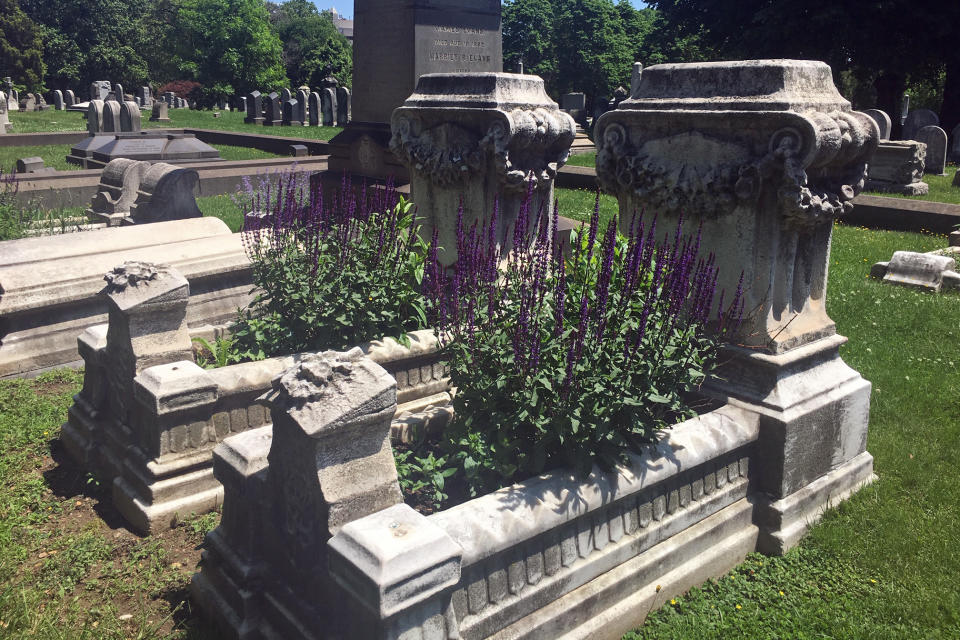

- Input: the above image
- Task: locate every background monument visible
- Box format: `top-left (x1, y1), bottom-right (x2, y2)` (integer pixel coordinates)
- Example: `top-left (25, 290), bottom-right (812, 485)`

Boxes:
top-left (327, 0), bottom-right (503, 180)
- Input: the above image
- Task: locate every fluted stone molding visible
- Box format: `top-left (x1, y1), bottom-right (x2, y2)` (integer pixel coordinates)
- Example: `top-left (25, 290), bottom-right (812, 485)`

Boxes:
top-left (391, 73), bottom-right (575, 265)
top-left (595, 60), bottom-right (877, 552)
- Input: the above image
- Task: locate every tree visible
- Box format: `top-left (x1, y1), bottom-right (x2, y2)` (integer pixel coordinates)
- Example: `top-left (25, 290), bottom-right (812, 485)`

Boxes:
top-left (503, 0), bottom-right (557, 84)
top-left (271, 0), bottom-right (352, 89)
top-left (552, 0), bottom-right (632, 100)
top-left (20, 0), bottom-right (150, 91)
top-left (650, 0), bottom-right (960, 136)
top-left (0, 0), bottom-right (45, 92)
top-left (175, 0), bottom-right (288, 101)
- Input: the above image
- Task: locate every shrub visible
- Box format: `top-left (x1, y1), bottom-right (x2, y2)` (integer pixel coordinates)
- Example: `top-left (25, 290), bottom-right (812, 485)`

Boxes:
top-left (157, 80), bottom-right (202, 99)
top-left (231, 172), bottom-right (430, 361)
top-left (425, 190), bottom-right (743, 496)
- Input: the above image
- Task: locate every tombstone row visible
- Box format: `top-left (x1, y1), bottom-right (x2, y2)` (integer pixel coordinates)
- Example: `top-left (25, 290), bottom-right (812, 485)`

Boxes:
top-left (864, 107), bottom-right (958, 174)
top-left (244, 87), bottom-right (350, 127)
top-left (86, 100), bottom-right (142, 135)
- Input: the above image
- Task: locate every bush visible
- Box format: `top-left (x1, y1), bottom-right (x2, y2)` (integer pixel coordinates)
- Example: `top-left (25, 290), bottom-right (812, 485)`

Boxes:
top-left (157, 80), bottom-right (202, 99)
top-left (425, 190), bottom-right (743, 496)
top-left (231, 172), bottom-right (430, 361)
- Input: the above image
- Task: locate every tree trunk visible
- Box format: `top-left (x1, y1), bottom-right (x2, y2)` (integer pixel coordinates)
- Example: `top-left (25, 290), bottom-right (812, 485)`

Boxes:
top-left (939, 56), bottom-right (960, 144)
top-left (874, 71), bottom-right (905, 139)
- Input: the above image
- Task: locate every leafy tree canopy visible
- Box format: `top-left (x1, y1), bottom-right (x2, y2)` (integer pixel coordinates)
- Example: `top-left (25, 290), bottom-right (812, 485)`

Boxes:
top-left (270, 0), bottom-right (352, 89)
top-left (0, 0), bottom-right (45, 92)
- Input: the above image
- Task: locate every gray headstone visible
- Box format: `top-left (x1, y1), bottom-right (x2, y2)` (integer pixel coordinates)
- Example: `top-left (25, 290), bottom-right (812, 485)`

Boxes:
top-left (352, 0), bottom-right (502, 124)
top-left (103, 101), bottom-right (122, 132)
top-left (289, 144), bottom-right (308, 157)
top-left (878, 251), bottom-right (957, 292)
top-left (65, 90), bottom-right (75, 106)
top-left (245, 91), bottom-right (263, 124)
top-left (296, 89), bottom-right (308, 125)
top-left (916, 125), bottom-right (947, 175)
top-left (22, 93), bottom-right (37, 111)
top-left (631, 62), bottom-right (643, 97)
top-left (863, 109), bottom-right (891, 141)
top-left (129, 163), bottom-right (203, 224)
top-left (336, 86), bottom-right (350, 125)
top-left (263, 92), bottom-right (281, 126)
top-left (321, 87), bottom-right (336, 126)
top-left (280, 88), bottom-right (292, 103)
top-left (0, 91), bottom-right (8, 134)
top-left (120, 101), bottom-right (142, 132)
top-left (309, 92), bottom-right (321, 126)
top-left (149, 101), bottom-right (169, 122)
top-left (902, 108), bottom-right (939, 141)
top-left (53, 90), bottom-right (64, 110)
top-left (239, 96), bottom-right (247, 113)
top-left (112, 83), bottom-right (124, 102)
top-left (950, 123), bottom-right (960, 163)
top-left (90, 81), bottom-right (111, 101)
top-left (15, 156), bottom-right (45, 173)
top-left (87, 100), bottom-right (105, 134)
top-left (561, 93), bottom-right (586, 111)
top-left (136, 86), bottom-right (152, 107)
top-left (281, 99), bottom-right (297, 126)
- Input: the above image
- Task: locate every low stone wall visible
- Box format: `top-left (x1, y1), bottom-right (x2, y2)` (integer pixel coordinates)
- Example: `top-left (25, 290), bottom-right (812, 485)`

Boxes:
top-left (0, 217), bottom-right (253, 378)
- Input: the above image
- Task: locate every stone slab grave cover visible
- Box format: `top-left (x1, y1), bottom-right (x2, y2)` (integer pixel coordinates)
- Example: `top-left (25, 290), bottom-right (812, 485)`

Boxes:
top-left (902, 107), bottom-right (938, 141)
top-left (68, 128), bottom-right (221, 170)
top-left (916, 125), bottom-right (947, 175)
top-left (327, 0), bottom-right (502, 180)
top-left (0, 217), bottom-right (253, 378)
top-left (864, 108), bottom-right (891, 140)
top-left (865, 140), bottom-right (929, 194)
top-left (391, 72), bottom-right (576, 266)
top-left (871, 251), bottom-right (960, 292)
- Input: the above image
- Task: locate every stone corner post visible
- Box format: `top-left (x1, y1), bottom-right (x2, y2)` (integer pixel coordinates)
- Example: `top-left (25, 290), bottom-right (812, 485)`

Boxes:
top-left (595, 60), bottom-right (879, 555)
top-left (390, 72), bottom-right (576, 266)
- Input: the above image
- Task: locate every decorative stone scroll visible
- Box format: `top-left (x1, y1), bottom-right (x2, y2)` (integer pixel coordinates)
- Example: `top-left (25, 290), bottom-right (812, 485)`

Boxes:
top-left (391, 72), bottom-right (575, 264)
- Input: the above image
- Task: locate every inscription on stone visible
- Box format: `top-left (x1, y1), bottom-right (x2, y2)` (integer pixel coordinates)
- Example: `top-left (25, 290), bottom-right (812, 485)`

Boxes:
top-left (113, 139), bottom-right (168, 155)
top-left (421, 21), bottom-right (498, 73)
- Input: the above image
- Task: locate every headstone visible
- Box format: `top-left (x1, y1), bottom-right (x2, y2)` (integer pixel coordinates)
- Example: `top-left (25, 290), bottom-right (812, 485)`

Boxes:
top-left (915, 125), bottom-right (947, 175)
top-left (263, 92), bottom-right (282, 126)
top-left (864, 140), bottom-right (929, 195)
top-left (873, 251), bottom-right (958, 292)
top-left (336, 86), bottom-right (350, 125)
top-left (87, 100), bottom-right (105, 135)
top-left (245, 91), bottom-right (263, 124)
top-left (103, 101), bottom-right (122, 132)
top-left (239, 96), bottom-right (247, 113)
top-left (136, 86), bottom-right (152, 107)
top-left (112, 83), bottom-right (124, 102)
top-left (65, 90), bottom-right (75, 107)
top-left (120, 101), bottom-right (142, 132)
top-left (90, 81), bottom-right (111, 101)
top-left (951, 123), bottom-right (960, 163)
top-left (128, 162), bottom-right (203, 224)
top-left (281, 99), bottom-right (297, 126)
top-left (280, 88), bottom-right (292, 103)
top-left (296, 89), bottom-right (308, 125)
top-left (8, 88), bottom-right (18, 112)
top-left (0, 92), bottom-right (9, 134)
top-left (289, 144), bottom-right (308, 157)
top-left (163, 92), bottom-right (174, 107)
top-left (15, 157), bottom-right (50, 174)
top-left (21, 93), bottom-right (37, 111)
top-left (902, 108), bottom-right (938, 141)
top-left (321, 88), bottom-right (336, 126)
top-left (352, 0), bottom-right (502, 125)
top-left (149, 101), bottom-right (170, 122)
top-left (87, 158), bottom-right (151, 225)
top-left (864, 108), bottom-right (891, 140)
top-left (308, 92), bottom-right (321, 126)
top-left (53, 90), bottom-right (64, 110)
top-left (630, 62), bottom-right (643, 97)
top-left (560, 92), bottom-right (586, 127)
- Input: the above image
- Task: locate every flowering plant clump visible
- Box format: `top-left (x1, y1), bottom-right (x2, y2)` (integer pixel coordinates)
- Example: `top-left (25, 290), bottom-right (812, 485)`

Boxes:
top-left (425, 189), bottom-right (743, 496)
top-left (231, 172), bottom-right (429, 361)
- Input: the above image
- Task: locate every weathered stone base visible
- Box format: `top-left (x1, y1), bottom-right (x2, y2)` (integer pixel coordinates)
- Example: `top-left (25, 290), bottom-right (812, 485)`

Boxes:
top-left (113, 459), bottom-right (225, 534)
top-left (494, 500), bottom-right (758, 640)
top-left (864, 179), bottom-right (929, 195)
top-left (755, 451), bottom-right (875, 555)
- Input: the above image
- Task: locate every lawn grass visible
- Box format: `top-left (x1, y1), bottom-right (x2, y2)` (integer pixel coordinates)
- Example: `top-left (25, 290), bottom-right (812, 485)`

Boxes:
top-left (1, 223), bottom-right (957, 638)
top-left (626, 222), bottom-right (960, 638)
top-left (864, 165), bottom-right (960, 204)
top-left (0, 144), bottom-right (281, 174)
top-left (565, 150), bottom-right (597, 167)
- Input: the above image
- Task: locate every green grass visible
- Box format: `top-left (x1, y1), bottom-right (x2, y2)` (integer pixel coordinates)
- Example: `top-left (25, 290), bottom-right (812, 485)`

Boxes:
top-left (4, 109), bottom-right (88, 133)
top-left (626, 222), bottom-right (960, 638)
top-left (864, 164), bottom-right (960, 204)
top-left (0, 144), bottom-right (281, 173)
top-left (566, 150), bottom-right (597, 167)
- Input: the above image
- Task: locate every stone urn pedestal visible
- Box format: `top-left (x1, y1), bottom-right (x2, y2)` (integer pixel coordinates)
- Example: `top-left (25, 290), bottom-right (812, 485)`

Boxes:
top-left (390, 73), bottom-right (575, 265)
top-left (596, 59), bottom-right (880, 553)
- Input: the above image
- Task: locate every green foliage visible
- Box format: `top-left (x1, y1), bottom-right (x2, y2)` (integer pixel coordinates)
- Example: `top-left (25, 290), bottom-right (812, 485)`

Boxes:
top-left (231, 182), bottom-right (429, 361)
top-left (503, 0), bottom-right (557, 80)
top-left (271, 0), bottom-right (352, 89)
top-left (175, 0), bottom-right (288, 98)
top-left (0, 0), bottom-right (45, 92)
top-left (191, 336), bottom-right (238, 369)
top-left (394, 449), bottom-right (457, 512)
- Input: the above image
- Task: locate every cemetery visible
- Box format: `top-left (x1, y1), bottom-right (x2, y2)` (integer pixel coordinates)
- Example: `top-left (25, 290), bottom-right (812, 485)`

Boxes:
top-left (0, 0), bottom-right (959, 638)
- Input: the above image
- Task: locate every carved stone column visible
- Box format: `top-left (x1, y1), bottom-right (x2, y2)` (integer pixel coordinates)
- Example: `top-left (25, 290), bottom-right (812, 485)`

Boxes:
top-left (391, 73), bottom-right (576, 265)
top-left (596, 60), bottom-right (879, 554)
